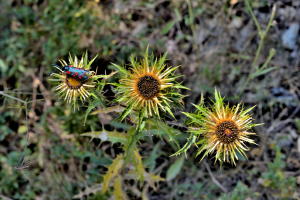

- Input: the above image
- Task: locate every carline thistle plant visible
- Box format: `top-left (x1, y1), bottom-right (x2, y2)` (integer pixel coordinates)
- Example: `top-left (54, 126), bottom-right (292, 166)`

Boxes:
top-left (111, 48), bottom-right (188, 122)
top-left (178, 89), bottom-right (260, 165)
top-left (49, 53), bottom-right (107, 110)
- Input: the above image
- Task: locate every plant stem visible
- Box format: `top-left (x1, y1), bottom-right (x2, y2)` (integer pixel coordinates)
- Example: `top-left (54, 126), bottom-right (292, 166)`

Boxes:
top-left (0, 91), bottom-right (26, 103)
top-left (244, 0), bottom-right (262, 36)
top-left (186, 0), bottom-right (201, 68)
top-left (238, 1), bottom-right (276, 97)
top-left (123, 110), bottom-right (145, 165)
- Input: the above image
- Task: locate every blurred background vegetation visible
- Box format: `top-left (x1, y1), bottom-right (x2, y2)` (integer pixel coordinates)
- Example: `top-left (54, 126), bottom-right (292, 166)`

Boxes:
top-left (1, 0), bottom-right (300, 199)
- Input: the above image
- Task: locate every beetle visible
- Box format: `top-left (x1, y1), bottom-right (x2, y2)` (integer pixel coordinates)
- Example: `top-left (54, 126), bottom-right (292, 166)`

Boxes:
top-left (49, 63), bottom-right (90, 82)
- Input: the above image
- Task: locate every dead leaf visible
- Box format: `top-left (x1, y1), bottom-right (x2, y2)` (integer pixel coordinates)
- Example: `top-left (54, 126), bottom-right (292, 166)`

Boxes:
top-left (91, 105), bottom-right (125, 115)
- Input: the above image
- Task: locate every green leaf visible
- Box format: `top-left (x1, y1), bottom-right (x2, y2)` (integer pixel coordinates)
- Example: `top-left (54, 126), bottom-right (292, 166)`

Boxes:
top-left (295, 118), bottom-right (300, 131)
top-left (166, 155), bottom-right (185, 181)
top-left (161, 20), bottom-right (175, 35)
top-left (110, 121), bottom-right (131, 130)
top-left (0, 59), bottom-right (8, 76)
top-left (174, 8), bottom-right (182, 21)
top-left (18, 125), bottom-right (28, 134)
top-left (250, 67), bottom-right (277, 78)
top-left (143, 142), bottom-right (161, 172)
top-left (199, 83), bottom-right (214, 94)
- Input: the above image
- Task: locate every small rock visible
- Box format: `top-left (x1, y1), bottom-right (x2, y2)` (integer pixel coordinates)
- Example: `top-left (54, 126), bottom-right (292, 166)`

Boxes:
top-left (290, 129), bottom-right (298, 139)
top-left (291, 49), bottom-right (298, 58)
top-left (281, 23), bottom-right (299, 50)
top-left (293, 1), bottom-right (300, 7)
top-left (297, 137), bottom-right (300, 153)
top-left (258, 178), bottom-right (266, 186)
top-left (278, 136), bottom-right (292, 148)
top-left (229, 17), bottom-right (242, 29)
top-left (166, 40), bottom-right (177, 55)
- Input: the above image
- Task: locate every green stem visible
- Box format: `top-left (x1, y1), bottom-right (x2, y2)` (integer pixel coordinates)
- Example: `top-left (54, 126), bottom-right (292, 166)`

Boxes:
top-left (238, 1), bottom-right (276, 97)
top-left (186, 0), bottom-right (201, 68)
top-left (244, 0), bottom-right (261, 36)
top-left (123, 110), bottom-right (145, 165)
top-left (0, 91), bottom-right (26, 103)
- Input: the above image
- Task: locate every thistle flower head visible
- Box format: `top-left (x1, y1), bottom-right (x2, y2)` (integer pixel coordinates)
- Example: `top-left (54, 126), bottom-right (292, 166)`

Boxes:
top-left (112, 48), bottom-right (187, 121)
top-left (183, 89), bottom-right (260, 165)
top-left (49, 53), bottom-right (104, 109)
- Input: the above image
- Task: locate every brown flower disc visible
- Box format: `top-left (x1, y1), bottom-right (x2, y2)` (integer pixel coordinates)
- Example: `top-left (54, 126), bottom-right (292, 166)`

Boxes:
top-left (137, 75), bottom-right (160, 99)
top-left (216, 120), bottom-right (239, 144)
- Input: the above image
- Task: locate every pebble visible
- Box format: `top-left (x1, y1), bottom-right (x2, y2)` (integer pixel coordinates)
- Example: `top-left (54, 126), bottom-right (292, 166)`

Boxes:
top-left (281, 23), bottom-right (299, 50)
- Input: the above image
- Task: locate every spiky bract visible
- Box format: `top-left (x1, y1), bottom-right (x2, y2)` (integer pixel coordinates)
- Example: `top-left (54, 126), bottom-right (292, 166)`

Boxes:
top-left (112, 48), bottom-right (187, 121)
top-left (182, 89), bottom-right (260, 165)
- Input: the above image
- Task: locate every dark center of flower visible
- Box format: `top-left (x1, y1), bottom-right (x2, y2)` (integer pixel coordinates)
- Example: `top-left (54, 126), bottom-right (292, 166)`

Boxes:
top-left (216, 120), bottom-right (239, 144)
top-left (66, 75), bottom-right (83, 89)
top-left (137, 75), bottom-right (160, 99)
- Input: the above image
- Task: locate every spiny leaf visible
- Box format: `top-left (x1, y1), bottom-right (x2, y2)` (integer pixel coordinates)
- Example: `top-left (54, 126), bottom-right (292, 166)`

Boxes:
top-left (73, 183), bottom-right (103, 199)
top-left (145, 173), bottom-right (165, 190)
top-left (111, 63), bottom-right (128, 75)
top-left (84, 50), bottom-right (88, 67)
top-left (130, 54), bottom-right (138, 69)
top-left (171, 133), bottom-right (196, 157)
top-left (90, 89), bottom-right (106, 109)
top-left (115, 102), bottom-right (136, 122)
top-left (128, 169), bottom-right (165, 191)
top-left (134, 150), bottom-right (144, 185)
top-left (123, 111), bottom-right (145, 165)
top-left (82, 129), bottom-right (127, 144)
top-left (113, 175), bottom-right (123, 200)
top-left (157, 51), bottom-right (168, 70)
top-left (102, 154), bottom-right (124, 194)
top-left (84, 98), bottom-right (103, 125)
top-left (68, 52), bottom-right (74, 64)
top-left (86, 54), bottom-right (98, 69)
top-left (152, 120), bottom-right (180, 148)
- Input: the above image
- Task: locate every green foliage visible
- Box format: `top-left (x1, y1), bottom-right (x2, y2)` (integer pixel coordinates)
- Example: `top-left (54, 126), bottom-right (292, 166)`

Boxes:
top-left (0, 111), bottom-right (14, 141)
top-left (261, 145), bottom-right (297, 198)
top-left (166, 155), bottom-right (185, 181)
top-left (220, 182), bottom-right (259, 200)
